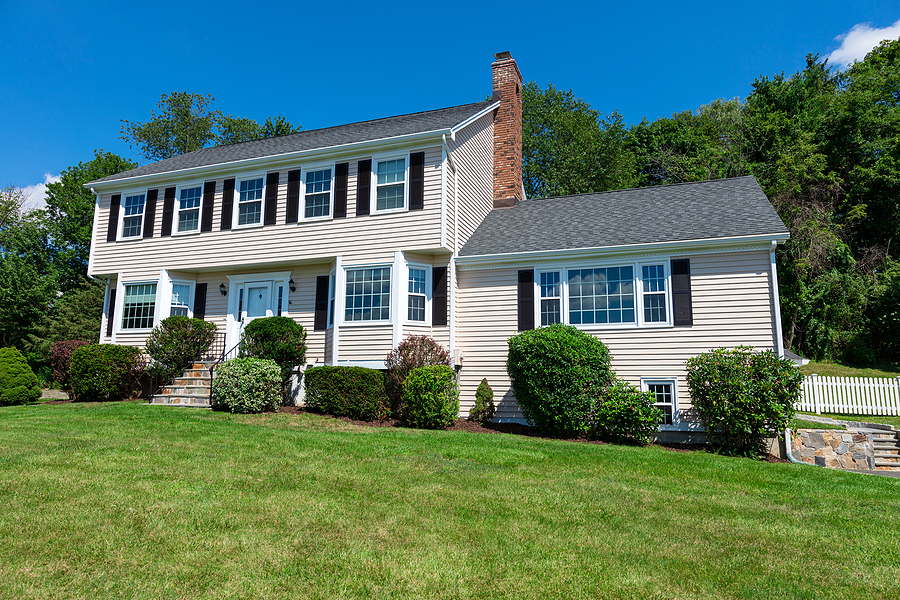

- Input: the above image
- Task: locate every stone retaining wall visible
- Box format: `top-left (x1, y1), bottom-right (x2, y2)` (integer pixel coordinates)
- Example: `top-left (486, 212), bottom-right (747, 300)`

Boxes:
top-left (792, 430), bottom-right (875, 470)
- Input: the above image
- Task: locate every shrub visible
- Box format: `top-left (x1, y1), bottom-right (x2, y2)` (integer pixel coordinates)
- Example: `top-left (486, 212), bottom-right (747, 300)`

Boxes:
top-left (212, 357), bottom-right (281, 413)
top-left (685, 346), bottom-right (803, 456)
top-left (0, 347), bottom-right (42, 406)
top-left (50, 340), bottom-right (91, 390)
top-left (240, 317), bottom-right (307, 380)
top-left (590, 380), bottom-right (662, 445)
top-left (400, 365), bottom-right (459, 429)
top-left (506, 324), bottom-right (614, 437)
top-left (385, 335), bottom-right (452, 414)
top-left (304, 366), bottom-right (390, 421)
top-left (469, 378), bottom-right (495, 424)
top-left (144, 316), bottom-right (217, 383)
top-left (69, 344), bottom-right (145, 402)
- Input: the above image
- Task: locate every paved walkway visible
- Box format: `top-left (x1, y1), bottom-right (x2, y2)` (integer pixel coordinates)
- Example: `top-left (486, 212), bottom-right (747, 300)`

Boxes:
top-left (40, 389), bottom-right (69, 400)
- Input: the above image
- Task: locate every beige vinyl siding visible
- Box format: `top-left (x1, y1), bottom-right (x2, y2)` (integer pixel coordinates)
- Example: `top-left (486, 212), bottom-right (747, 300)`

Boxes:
top-left (449, 113), bottom-right (494, 249)
top-left (91, 147), bottom-right (445, 278)
top-left (339, 326), bottom-right (394, 362)
top-left (456, 250), bottom-right (779, 421)
top-left (445, 162), bottom-right (456, 251)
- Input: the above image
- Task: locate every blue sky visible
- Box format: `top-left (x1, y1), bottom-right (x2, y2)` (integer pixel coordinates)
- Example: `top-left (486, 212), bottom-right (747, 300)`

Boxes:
top-left (3, 0), bottom-right (898, 208)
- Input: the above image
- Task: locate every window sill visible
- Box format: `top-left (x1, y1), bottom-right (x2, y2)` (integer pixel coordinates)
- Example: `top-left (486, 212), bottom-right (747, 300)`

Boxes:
top-left (116, 236), bottom-right (143, 243)
top-left (299, 215), bottom-right (332, 223)
top-left (233, 222), bottom-right (264, 230)
top-left (372, 206), bottom-right (408, 216)
top-left (172, 229), bottom-right (201, 237)
top-left (340, 320), bottom-right (393, 328)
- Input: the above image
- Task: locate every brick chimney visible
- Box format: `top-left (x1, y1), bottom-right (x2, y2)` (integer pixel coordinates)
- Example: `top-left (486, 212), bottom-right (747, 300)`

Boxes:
top-left (491, 51), bottom-right (523, 209)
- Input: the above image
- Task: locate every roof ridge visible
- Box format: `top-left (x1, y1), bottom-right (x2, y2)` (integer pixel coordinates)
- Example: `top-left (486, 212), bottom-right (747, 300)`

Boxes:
top-left (521, 175), bottom-right (757, 205)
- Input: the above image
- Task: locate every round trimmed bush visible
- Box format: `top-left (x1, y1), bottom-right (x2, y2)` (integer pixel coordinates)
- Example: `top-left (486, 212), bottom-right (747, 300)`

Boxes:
top-left (506, 323), bottom-right (614, 437)
top-left (0, 347), bottom-right (42, 405)
top-left (590, 379), bottom-right (662, 445)
top-left (400, 365), bottom-right (459, 429)
top-left (304, 366), bottom-right (390, 421)
top-left (212, 357), bottom-right (281, 413)
top-left (240, 317), bottom-right (307, 380)
top-left (145, 316), bottom-right (217, 383)
top-left (385, 335), bottom-right (452, 415)
top-left (69, 344), bottom-right (145, 402)
top-left (686, 346), bottom-right (803, 455)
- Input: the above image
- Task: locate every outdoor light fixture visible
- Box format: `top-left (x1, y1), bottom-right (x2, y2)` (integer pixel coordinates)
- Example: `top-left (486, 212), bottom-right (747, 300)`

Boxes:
top-left (219, 283), bottom-right (227, 296)
top-left (289, 279), bottom-right (296, 293)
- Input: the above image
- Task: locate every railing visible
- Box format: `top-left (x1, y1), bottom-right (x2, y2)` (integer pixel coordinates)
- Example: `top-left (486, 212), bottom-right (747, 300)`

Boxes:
top-left (798, 375), bottom-right (900, 416)
top-left (208, 340), bottom-right (243, 405)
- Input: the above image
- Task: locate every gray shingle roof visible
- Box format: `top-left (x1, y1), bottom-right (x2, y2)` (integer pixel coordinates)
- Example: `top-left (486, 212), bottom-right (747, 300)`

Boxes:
top-left (91, 100), bottom-right (494, 184)
top-left (459, 176), bottom-right (788, 257)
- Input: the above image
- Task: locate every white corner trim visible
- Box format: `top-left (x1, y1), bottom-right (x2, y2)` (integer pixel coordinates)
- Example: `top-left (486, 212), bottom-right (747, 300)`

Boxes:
top-left (392, 251), bottom-right (403, 348)
top-left (332, 255), bottom-right (342, 366)
top-left (440, 144), bottom-right (447, 249)
top-left (87, 192), bottom-right (100, 278)
top-left (770, 240), bottom-right (785, 357)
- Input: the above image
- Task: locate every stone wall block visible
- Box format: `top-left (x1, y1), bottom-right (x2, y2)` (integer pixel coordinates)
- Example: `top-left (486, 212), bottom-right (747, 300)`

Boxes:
top-left (836, 442), bottom-right (849, 455)
top-left (808, 432), bottom-right (825, 449)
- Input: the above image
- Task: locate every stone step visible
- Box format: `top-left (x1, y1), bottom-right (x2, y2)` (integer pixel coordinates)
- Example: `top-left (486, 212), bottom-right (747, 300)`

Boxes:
top-left (157, 385), bottom-right (210, 394)
top-left (150, 395), bottom-right (211, 407)
top-left (174, 377), bottom-right (211, 386)
top-left (874, 461), bottom-right (900, 469)
top-left (874, 452), bottom-right (900, 459)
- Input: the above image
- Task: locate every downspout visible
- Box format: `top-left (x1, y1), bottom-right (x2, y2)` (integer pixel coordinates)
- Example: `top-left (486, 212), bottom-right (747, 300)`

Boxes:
top-left (86, 187), bottom-right (100, 281)
top-left (784, 428), bottom-right (815, 466)
top-left (442, 134), bottom-right (459, 363)
top-left (770, 239), bottom-right (785, 357)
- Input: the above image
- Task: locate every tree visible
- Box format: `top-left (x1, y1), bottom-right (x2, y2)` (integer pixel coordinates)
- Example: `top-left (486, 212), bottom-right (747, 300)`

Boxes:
top-left (0, 185), bottom-right (27, 233)
top-left (120, 92), bottom-right (220, 162)
top-left (44, 150), bottom-right (138, 291)
top-left (522, 82), bottom-right (636, 199)
top-left (217, 114), bottom-right (301, 145)
top-left (27, 279), bottom-right (106, 357)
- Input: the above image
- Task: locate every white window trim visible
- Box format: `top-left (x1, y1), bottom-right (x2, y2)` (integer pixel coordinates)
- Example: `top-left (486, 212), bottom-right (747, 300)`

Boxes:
top-left (339, 263), bottom-right (393, 326)
top-left (328, 269), bottom-right (336, 328)
top-left (534, 259), bottom-right (673, 330)
top-left (301, 163), bottom-right (335, 222)
top-left (116, 279), bottom-right (160, 333)
top-left (404, 262), bottom-right (431, 326)
top-left (169, 280), bottom-right (195, 318)
top-left (371, 152), bottom-right (410, 215)
top-left (173, 183), bottom-right (204, 235)
top-left (118, 189), bottom-right (148, 241)
top-left (233, 172), bottom-right (267, 229)
top-left (640, 376), bottom-right (680, 429)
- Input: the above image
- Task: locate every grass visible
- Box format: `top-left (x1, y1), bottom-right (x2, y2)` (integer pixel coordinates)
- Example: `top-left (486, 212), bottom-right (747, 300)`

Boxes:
top-left (791, 414), bottom-right (845, 430)
top-left (800, 360), bottom-right (900, 379)
top-left (1, 401), bottom-right (899, 599)
top-left (797, 412), bottom-right (900, 429)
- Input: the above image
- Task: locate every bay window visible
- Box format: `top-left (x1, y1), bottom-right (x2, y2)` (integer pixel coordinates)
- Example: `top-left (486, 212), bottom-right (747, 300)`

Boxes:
top-left (344, 267), bottom-right (391, 322)
top-left (122, 283), bottom-right (157, 330)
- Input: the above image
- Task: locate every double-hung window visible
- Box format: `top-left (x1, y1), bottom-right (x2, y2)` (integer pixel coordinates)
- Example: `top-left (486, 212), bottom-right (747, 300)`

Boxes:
top-left (121, 193), bottom-right (146, 239)
top-left (304, 168), bottom-right (332, 219)
top-left (122, 283), bottom-right (157, 329)
top-left (642, 265), bottom-right (667, 323)
top-left (170, 283), bottom-right (192, 317)
top-left (375, 157), bottom-right (406, 211)
top-left (344, 267), bottom-right (391, 322)
top-left (177, 186), bottom-right (202, 233)
top-left (237, 177), bottom-right (264, 226)
top-left (408, 268), bottom-right (427, 322)
top-left (540, 271), bottom-right (562, 326)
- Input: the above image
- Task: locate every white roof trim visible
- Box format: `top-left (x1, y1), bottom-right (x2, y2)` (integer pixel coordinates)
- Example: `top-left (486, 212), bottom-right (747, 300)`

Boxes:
top-left (450, 101), bottom-right (500, 136)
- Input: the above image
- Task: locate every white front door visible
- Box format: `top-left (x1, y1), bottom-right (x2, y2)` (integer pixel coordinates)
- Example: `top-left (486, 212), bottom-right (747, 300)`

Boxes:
top-left (229, 280), bottom-right (275, 349)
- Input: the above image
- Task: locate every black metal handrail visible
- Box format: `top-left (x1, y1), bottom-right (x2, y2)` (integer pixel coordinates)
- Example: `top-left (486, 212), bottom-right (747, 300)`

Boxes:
top-left (208, 339), bottom-right (243, 406)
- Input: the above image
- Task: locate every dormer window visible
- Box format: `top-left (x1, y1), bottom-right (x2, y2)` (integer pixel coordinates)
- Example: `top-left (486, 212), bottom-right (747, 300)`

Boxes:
top-left (121, 193), bottom-right (146, 239)
top-left (375, 157), bottom-right (406, 211)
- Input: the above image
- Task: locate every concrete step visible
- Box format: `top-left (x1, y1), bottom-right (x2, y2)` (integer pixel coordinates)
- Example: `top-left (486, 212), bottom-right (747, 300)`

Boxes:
top-left (150, 395), bottom-right (211, 408)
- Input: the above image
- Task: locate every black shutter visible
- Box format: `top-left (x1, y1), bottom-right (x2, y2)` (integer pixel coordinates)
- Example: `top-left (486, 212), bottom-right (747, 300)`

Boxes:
top-left (314, 276), bottom-right (329, 330)
top-left (221, 178), bottom-right (235, 230)
top-left (201, 181), bottom-right (215, 232)
top-left (286, 169), bottom-right (301, 224)
top-left (106, 287), bottom-right (116, 337)
top-left (106, 194), bottom-right (121, 242)
top-left (356, 159), bottom-right (371, 216)
top-left (193, 283), bottom-right (208, 320)
top-left (409, 151), bottom-right (425, 210)
top-left (517, 269), bottom-right (535, 331)
top-left (334, 162), bottom-right (348, 218)
top-left (432, 266), bottom-right (448, 326)
top-left (160, 186), bottom-right (176, 237)
top-left (143, 189), bottom-right (158, 238)
top-left (264, 172), bottom-right (279, 225)
top-left (671, 259), bottom-right (693, 326)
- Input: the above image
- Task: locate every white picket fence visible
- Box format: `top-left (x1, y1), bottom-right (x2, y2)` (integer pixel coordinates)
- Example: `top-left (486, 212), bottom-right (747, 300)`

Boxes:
top-left (798, 375), bottom-right (900, 416)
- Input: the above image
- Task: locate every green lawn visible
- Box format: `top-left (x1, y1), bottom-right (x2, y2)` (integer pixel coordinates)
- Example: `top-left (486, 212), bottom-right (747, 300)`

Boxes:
top-left (797, 412), bottom-right (900, 429)
top-left (800, 360), bottom-right (900, 379)
top-left (1, 401), bottom-right (898, 599)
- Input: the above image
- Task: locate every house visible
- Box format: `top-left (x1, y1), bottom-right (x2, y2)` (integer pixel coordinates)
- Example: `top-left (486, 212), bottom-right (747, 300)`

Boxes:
top-left (85, 52), bottom-right (789, 430)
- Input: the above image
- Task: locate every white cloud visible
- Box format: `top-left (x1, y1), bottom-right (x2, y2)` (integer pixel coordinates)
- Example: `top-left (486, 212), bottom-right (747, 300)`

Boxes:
top-left (827, 19), bottom-right (900, 68)
top-left (22, 172), bottom-right (61, 212)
